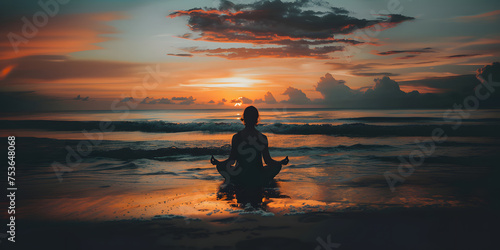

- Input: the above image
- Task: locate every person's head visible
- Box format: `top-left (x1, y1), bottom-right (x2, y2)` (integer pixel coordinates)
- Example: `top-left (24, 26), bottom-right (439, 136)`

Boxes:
top-left (240, 106), bottom-right (259, 127)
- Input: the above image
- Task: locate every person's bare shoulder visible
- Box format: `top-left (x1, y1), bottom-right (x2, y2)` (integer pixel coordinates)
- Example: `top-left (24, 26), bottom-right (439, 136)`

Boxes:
top-left (258, 131), bottom-right (268, 145)
top-left (232, 132), bottom-right (242, 143)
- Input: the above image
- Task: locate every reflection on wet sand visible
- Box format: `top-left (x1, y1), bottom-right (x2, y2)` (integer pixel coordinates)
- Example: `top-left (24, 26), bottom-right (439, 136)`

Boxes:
top-left (216, 180), bottom-right (291, 209)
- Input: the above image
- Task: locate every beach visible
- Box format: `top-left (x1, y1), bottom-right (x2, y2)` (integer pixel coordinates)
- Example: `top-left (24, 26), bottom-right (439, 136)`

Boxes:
top-left (1, 109), bottom-right (499, 249)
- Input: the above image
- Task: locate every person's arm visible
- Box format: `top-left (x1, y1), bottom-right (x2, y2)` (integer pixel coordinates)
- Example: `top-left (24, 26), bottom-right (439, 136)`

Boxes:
top-left (262, 135), bottom-right (289, 167)
top-left (211, 134), bottom-right (238, 165)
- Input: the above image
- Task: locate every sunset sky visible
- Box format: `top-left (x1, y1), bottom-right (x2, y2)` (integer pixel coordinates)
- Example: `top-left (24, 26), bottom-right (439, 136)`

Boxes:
top-left (1, 0), bottom-right (499, 111)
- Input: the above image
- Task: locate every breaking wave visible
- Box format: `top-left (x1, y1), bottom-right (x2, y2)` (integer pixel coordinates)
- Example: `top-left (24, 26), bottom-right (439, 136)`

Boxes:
top-left (2, 120), bottom-right (500, 137)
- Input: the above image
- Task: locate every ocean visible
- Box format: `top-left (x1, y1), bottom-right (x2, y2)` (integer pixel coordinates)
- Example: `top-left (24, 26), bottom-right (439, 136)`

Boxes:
top-left (1, 108), bottom-right (499, 221)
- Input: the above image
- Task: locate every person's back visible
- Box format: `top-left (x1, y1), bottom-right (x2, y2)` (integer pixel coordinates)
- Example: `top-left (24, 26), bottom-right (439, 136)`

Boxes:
top-left (231, 127), bottom-right (266, 187)
top-left (211, 106), bottom-right (288, 188)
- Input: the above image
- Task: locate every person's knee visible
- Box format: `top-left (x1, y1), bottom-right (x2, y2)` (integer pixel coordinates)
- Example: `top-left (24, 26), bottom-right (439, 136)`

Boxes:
top-left (275, 164), bottom-right (282, 174)
top-left (216, 163), bottom-right (225, 174)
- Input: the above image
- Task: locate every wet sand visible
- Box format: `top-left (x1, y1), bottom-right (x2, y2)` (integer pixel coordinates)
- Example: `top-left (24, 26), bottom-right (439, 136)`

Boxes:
top-left (15, 208), bottom-right (496, 250)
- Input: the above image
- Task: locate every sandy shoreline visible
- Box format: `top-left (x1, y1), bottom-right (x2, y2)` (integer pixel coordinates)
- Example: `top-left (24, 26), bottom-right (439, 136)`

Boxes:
top-left (11, 207), bottom-right (496, 250)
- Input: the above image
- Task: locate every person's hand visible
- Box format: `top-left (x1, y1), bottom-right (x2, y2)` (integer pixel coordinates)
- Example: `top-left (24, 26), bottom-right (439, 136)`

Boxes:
top-left (280, 156), bottom-right (289, 166)
top-left (210, 155), bottom-right (219, 165)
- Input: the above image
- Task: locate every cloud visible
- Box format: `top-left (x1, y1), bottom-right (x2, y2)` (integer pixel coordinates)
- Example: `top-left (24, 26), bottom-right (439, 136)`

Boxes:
top-left (312, 74), bottom-right (422, 108)
top-left (217, 98), bottom-right (227, 105)
top-left (140, 97), bottom-right (173, 104)
top-left (172, 97), bottom-right (190, 101)
top-left (398, 74), bottom-right (478, 94)
top-left (167, 53), bottom-right (193, 57)
top-left (311, 62), bottom-right (500, 108)
top-left (441, 54), bottom-right (481, 59)
top-left (375, 47), bottom-right (435, 56)
top-left (0, 55), bottom-right (144, 83)
top-left (231, 96), bottom-right (253, 104)
top-left (172, 96), bottom-right (196, 105)
top-left (186, 45), bottom-right (344, 60)
top-left (140, 96), bottom-right (198, 105)
top-left (453, 10), bottom-right (500, 22)
top-left (281, 86), bottom-right (311, 105)
top-left (208, 100), bottom-right (215, 104)
top-left (0, 12), bottom-right (125, 60)
top-left (240, 96), bottom-right (253, 104)
top-left (73, 95), bottom-right (89, 101)
top-left (476, 62), bottom-right (500, 107)
top-left (326, 60), bottom-right (439, 77)
top-left (120, 97), bottom-right (134, 102)
top-left (315, 73), bottom-right (354, 103)
top-left (350, 72), bottom-right (399, 77)
top-left (169, 0), bottom-right (414, 59)
top-left (395, 55), bottom-right (418, 60)
top-left (364, 76), bottom-right (406, 100)
top-left (0, 64), bottom-right (15, 80)
top-left (255, 91), bottom-right (278, 104)
top-left (477, 62), bottom-right (500, 82)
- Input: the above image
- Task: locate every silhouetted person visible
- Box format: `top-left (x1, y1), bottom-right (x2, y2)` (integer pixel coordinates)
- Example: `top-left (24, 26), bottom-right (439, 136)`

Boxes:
top-left (211, 106), bottom-right (288, 204)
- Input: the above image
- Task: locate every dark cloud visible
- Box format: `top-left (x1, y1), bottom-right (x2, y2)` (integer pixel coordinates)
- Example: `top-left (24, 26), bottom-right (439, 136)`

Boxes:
top-left (442, 54), bottom-right (481, 59)
top-left (312, 62), bottom-right (500, 108)
top-left (120, 97), bottom-right (135, 103)
top-left (364, 76), bottom-right (406, 98)
top-left (315, 73), bottom-right (354, 103)
top-left (240, 96), bottom-right (253, 104)
top-left (325, 62), bottom-right (373, 71)
top-left (208, 100), bottom-right (215, 104)
top-left (376, 47), bottom-right (434, 56)
top-left (351, 72), bottom-right (400, 77)
top-left (172, 96), bottom-right (196, 105)
top-left (281, 86), bottom-right (311, 105)
top-left (172, 97), bottom-right (189, 101)
top-left (398, 74), bottom-right (478, 94)
top-left (383, 14), bottom-right (416, 25)
top-left (255, 91), bottom-right (278, 104)
top-left (187, 45), bottom-right (343, 60)
top-left (477, 62), bottom-right (500, 82)
top-left (140, 96), bottom-right (198, 105)
top-left (312, 74), bottom-right (424, 108)
top-left (476, 62), bottom-right (500, 107)
top-left (325, 60), bottom-right (436, 77)
top-left (170, 0), bottom-right (414, 59)
top-left (73, 95), bottom-right (90, 101)
top-left (217, 98), bottom-right (227, 105)
top-left (0, 55), bottom-right (145, 83)
top-left (231, 96), bottom-right (253, 104)
top-left (141, 97), bottom-right (173, 104)
top-left (167, 53), bottom-right (193, 57)
top-left (140, 96), bottom-right (195, 105)
top-left (395, 55), bottom-right (418, 60)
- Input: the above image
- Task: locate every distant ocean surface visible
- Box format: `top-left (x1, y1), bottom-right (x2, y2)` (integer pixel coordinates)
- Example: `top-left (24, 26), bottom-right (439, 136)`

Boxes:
top-left (1, 109), bottom-right (499, 221)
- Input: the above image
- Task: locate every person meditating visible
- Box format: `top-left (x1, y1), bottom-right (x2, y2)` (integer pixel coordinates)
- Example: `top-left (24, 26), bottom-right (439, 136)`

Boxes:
top-left (211, 106), bottom-right (289, 190)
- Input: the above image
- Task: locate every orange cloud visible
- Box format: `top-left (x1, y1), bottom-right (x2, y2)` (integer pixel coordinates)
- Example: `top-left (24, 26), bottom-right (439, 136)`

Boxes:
top-left (454, 10), bottom-right (500, 22)
top-left (0, 64), bottom-right (16, 80)
top-left (169, 1), bottom-right (413, 59)
top-left (0, 12), bottom-right (126, 60)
